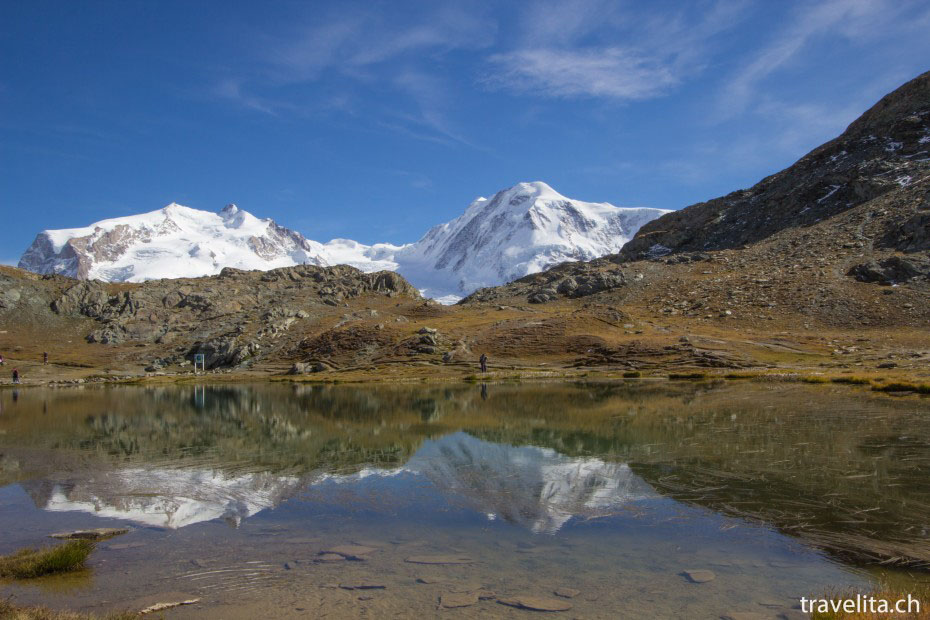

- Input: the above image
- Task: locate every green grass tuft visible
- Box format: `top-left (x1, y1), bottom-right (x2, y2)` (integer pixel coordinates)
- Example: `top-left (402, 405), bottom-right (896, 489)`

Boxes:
top-left (723, 372), bottom-right (757, 379)
top-left (0, 540), bottom-right (95, 579)
top-left (622, 371), bottom-right (641, 378)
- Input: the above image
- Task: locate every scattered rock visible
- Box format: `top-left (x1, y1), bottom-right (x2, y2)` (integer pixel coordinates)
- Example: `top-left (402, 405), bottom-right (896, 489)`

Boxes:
top-left (720, 613), bottom-right (769, 620)
top-left (50, 527), bottom-right (129, 541)
top-left (683, 569), bottom-right (716, 584)
top-left (316, 553), bottom-right (346, 563)
top-left (498, 596), bottom-right (573, 612)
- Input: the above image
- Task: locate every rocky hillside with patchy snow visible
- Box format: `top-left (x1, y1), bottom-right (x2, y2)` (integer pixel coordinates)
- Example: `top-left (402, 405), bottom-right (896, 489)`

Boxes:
top-left (18, 182), bottom-right (666, 300)
top-left (621, 70), bottom-right (930, 260)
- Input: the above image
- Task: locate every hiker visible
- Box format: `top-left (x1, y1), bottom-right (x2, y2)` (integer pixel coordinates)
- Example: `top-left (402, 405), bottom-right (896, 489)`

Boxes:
top-left (11, 368), bottom-right (20, 384)
top-left (43, 351), bottom-right (48, 365)
top-left (479, 353), bottom-right (488, 373)
top-left (0, 353), bottom-right (4, 365)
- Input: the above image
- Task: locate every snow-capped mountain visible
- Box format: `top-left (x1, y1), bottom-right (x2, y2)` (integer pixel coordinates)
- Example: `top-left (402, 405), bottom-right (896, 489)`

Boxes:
top-left (18, 182), bottom-right (668, 300)
top-left (18, 203), bottom-right (330, 282)
top-left (393, 182), bottom-right (668, 300)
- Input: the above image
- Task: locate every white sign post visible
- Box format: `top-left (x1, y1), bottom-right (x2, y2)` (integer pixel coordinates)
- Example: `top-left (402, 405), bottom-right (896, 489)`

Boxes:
top-left (194, 354), bottom-right (205, 374)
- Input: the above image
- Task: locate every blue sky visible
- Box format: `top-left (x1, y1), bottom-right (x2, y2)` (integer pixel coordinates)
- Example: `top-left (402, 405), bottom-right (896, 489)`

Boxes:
top-left (2, 0), bottom-right (929, 264)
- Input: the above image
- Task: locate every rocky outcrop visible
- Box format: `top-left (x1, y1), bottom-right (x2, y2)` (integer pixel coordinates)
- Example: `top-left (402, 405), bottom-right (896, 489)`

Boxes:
top-left (462, 260), bottom-right (626, 305)
top-left (43, 264), bottom-right (420, 367)
top-left (878, 187), bottom-right (930, 252)
top-left (848, 256), bottom-right (930, 285)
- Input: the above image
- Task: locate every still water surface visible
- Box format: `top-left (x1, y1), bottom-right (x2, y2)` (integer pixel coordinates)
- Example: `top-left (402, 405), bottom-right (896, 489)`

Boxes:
top-left (1, 381), bottom-right (928, 618)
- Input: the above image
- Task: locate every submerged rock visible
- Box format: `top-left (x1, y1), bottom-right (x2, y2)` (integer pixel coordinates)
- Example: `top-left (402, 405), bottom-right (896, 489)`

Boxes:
top-left (50, 527), bottom-right (129, 541)
top-left (405, 554), bottom-right (474, 565)
top-left (321, 545), bottom-right (377, 561)
top-left (339, 582), bottom-right (386, 590)
top-left (498, 596), bottom-right (572, 612)
top-left (440, 592), bottom-right (479, 608)
top-left (553, 587), bottom-right (580, 599)
top-left (682, 569), bottom-right (716, 583)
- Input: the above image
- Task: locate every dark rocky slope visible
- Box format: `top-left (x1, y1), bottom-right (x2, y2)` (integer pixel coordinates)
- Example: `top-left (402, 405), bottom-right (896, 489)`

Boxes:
top-left (621, 70), bottom-right (930, 259)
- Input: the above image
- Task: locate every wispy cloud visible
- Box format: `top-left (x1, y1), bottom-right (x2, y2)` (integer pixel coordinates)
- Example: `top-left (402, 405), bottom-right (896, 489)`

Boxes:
top-left (217, 3), bottom-right (494, 146)
top-left (486, 47), bottom-right (678, 100)
top-left (719, 0), bottom-right (930, 117)
top-left (484, 0), bottom-right (747, 101)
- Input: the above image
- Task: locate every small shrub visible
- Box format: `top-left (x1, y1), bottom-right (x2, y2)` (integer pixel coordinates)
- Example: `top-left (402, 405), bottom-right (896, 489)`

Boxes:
top-left (668, 372), bottom-right (707, 380)
top-left (723, 373), bottom-right (756, 380)
top-left (0, 540), bottom-right (94, 579)
top-left (872, 382), bottom-right (930, 394)
top-left (623, 371), bottom-right (641, 378)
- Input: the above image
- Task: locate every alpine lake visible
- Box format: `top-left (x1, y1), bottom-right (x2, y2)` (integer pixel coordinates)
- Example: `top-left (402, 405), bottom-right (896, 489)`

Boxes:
top-left (1, 380), bottom-right (929, 618)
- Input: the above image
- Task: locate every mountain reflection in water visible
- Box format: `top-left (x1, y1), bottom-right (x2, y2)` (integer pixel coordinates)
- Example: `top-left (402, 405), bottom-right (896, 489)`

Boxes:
top-left (1, 382), bottom-right (929, 570)
top-left (23, 432), bottom-right (653, 533)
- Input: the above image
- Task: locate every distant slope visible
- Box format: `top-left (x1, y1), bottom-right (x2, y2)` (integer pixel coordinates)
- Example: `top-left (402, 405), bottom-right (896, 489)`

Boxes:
top-left (621, 70), bottom-right (930, 259)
